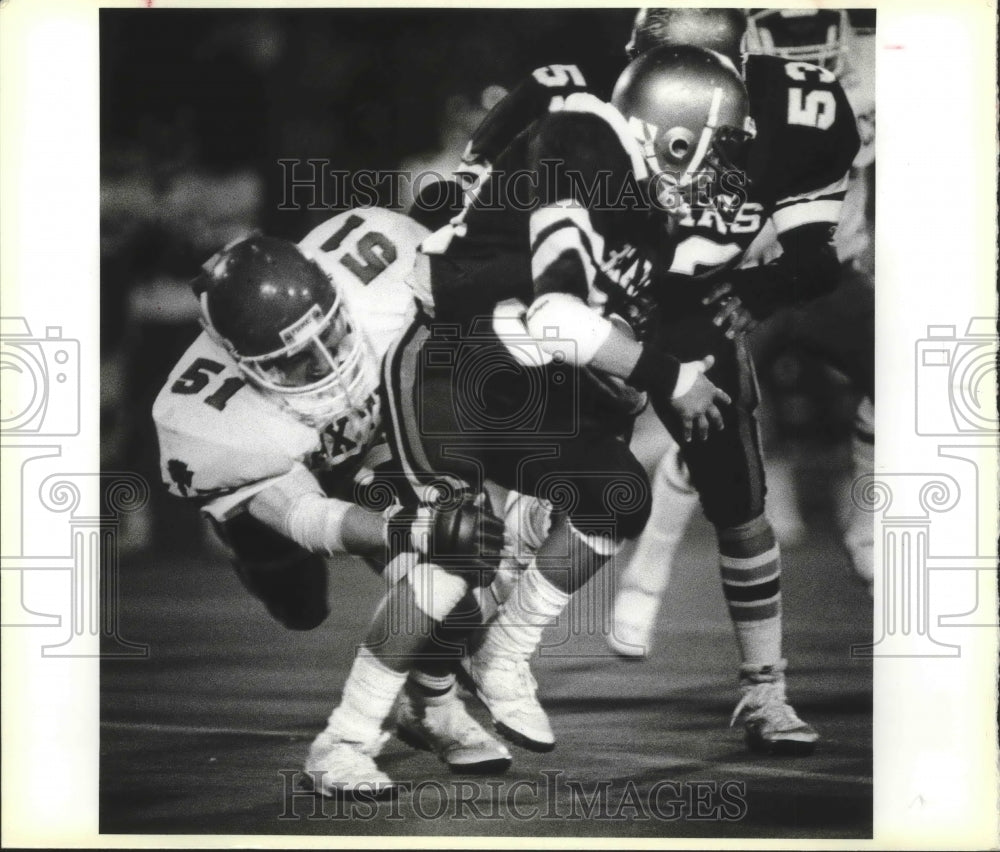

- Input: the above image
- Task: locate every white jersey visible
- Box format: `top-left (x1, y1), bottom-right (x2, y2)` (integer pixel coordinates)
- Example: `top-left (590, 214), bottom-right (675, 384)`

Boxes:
top-left (153, 207), bottom-right (429, 520)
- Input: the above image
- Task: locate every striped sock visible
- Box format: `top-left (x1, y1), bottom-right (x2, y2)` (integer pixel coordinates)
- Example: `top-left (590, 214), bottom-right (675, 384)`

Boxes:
top-left (718, 516), bottom-right (782, 667)
top-left (408, 669), bottom-right (456, 698)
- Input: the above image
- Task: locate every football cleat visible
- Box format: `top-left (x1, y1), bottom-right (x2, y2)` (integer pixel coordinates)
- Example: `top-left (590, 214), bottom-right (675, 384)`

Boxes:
top-left (394, 685), bottom-right (513, 775)
top-left (303, 729), bottom-right (398, 799)
top-left (606, 586), bottom-right (661, 659)
top-left (460, 654), bottom-right (555, 752)
top-left (729, 665), bottom-right (819, 756)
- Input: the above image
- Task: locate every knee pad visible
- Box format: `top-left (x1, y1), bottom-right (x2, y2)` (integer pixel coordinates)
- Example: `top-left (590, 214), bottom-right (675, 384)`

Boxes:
top-left (407, 562), bottom-right (472, 622)
top-left (567, 521), bottom-right (623, 557)
top-left (503, 491), bottom-right (553, 568)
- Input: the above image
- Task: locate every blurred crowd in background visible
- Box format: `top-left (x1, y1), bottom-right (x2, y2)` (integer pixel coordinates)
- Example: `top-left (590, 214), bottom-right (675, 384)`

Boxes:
top-left (100, 8), bottom-right (875, 553)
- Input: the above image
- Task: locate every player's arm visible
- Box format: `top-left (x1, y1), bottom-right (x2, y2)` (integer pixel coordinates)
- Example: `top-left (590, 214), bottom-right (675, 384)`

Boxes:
top-left (703, 214), bottom-right (843, 333)
top-left (409, 64), bottom-right (591, 234)
top-left (245, 465), bottom-right (504, 566)
top-left (522, 113), bottom-right (730, 440)
top-left (244, 466), bottom-right (387, 560)
top-left (464, 64), bottom-right (590, 167)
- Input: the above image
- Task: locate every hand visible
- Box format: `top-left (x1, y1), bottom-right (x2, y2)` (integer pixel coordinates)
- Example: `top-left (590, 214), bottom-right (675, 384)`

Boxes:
top-left (702, 282), bottom-right (758, 339)
top-left (388, 490), bottom-right (505, 569)
top-left (669, 355), bottom-right (732, 442)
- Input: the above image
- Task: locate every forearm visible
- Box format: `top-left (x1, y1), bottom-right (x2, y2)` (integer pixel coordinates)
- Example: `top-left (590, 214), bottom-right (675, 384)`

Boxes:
top-left (245, 468), bottom-right (388, 560)
top-left (524, 291), bottom-right (686, 396)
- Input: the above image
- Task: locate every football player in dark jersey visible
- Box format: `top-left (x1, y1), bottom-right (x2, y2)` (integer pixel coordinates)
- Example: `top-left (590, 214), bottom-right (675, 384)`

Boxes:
top-left (457, 8), bottom-right (858, 756)
top-left (384, 45), bottom-right (741, 753)
top-left (605, 7), bottom-right (862, 755)
top-left (743, 6), bottom-right (876, 590)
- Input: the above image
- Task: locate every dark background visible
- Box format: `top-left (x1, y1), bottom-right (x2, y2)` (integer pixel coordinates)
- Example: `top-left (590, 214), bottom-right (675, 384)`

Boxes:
top-left (100, 7), bottom-right (869, 552)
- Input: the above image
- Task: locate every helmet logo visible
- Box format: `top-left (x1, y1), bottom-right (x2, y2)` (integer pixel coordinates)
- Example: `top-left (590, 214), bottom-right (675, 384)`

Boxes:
top-left (280, 304), bottom-right (325, 349)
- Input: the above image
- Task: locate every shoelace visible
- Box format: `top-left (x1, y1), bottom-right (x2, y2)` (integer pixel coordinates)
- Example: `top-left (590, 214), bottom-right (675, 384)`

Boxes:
top-left (420, 701), bottom-right (491, 745)
top-left (358, 730), bottom-right (392, 756)
top-left (513, 659), bottom-right (538, 695)
top-left (729, 681), bottom-right (798, 728)
top-left (312, 732), bottom-right (389, 767)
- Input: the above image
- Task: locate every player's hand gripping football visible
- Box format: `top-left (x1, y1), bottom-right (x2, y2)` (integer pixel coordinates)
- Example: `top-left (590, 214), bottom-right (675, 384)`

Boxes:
top-left (388, 490), bottom-right (506, 577)
top-left (702, 282), bottom-right (758, 339)
top-left (669, 355), bottom-right (732, 442)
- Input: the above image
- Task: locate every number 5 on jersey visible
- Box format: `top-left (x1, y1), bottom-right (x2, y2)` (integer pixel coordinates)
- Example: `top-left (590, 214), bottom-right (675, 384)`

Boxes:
top-left (784, 62), bottom-right (837, 129)
top-left (170, 357), bottom-right (245, 411)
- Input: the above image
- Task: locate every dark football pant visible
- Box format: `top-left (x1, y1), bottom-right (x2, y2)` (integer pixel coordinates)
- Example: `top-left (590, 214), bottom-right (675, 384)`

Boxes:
top-left (654, 313), bottom-right (767, 530)
top-left (211, 509), bottom-right (484, 673)
top-left (381, 318), bottom-right (652, 544)
top-left (211, 513), bottom-right (332, 631)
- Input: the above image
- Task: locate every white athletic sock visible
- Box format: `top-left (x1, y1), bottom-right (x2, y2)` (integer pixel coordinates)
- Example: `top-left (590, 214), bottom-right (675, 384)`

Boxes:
top-left (619, 448), bottom-right (699, 598)
top-left (324, 647), bottom-right (407, 743)
top-left (479, 562), bottom-right (569, 661)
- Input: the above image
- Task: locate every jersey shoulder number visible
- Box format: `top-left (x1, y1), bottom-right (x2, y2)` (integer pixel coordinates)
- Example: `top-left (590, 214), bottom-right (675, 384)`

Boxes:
top-left (744, 54), bottom-right (860, 202)
top-left (300, 207), bottom-right (425, 359)
top-left (153, 332), bottom-right (318, 501)
top-left (299, 207), bottom-right (427, 289)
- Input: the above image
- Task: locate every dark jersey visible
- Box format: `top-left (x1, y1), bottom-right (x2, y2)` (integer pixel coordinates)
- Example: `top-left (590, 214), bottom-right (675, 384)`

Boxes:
top-left (464, 63), bottom-right (595, 166)
top-left (455, 56), bottom-right (858, 290)
top-left (664, 54), bottom-right (859, 280)
top-left (424, 88), bottom-right (657, 337)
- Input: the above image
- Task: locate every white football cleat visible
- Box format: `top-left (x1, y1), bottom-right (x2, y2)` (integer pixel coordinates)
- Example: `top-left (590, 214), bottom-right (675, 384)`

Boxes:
top-left (729, 664), bottom-right (819, 756)
top-left (606, 586), bottom-right (662, 659)
top-left (395, 685), bottom-right (512, 774)
top-left (461, 654), bottom-right (554, 752)
top-left (303, 730), bottom-right (397, 798)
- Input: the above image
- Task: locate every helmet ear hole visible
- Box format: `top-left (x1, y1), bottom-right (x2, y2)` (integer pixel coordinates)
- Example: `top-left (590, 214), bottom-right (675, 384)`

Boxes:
top-left (659, 127), bottom-right (696, 167)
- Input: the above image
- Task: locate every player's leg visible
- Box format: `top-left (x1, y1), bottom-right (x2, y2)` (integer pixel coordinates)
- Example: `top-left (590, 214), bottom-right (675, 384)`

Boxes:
top-left (607, 436), bottom-right (700, 658)
top-left (211, 512), bottom-right (332, 631)
top-left (304, 321), bottom-right (510, 794)
top-left (785, 265), bottom-right (876, 593)
top-left (463, 433), bottom-right (652, 750)
top-left (841, 396), bottom-right (874, 594)
top-left (676, 334), bottom-right (818, 756)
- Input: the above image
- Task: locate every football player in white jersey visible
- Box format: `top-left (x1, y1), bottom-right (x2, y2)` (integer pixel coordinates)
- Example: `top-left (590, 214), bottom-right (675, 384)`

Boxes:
top-left (153, 207), bottom-right (511, 797)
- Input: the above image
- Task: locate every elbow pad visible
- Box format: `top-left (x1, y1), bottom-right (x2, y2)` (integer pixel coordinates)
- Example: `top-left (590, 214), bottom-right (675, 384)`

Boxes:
top-left (524, 292), bottom-right (613, 365)
top-left (731, 223), bottom-right (841, 319)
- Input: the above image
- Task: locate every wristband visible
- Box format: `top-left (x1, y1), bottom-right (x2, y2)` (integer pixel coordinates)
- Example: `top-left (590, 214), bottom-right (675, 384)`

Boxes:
top-left (627, 344), bottom-right (682, 397)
